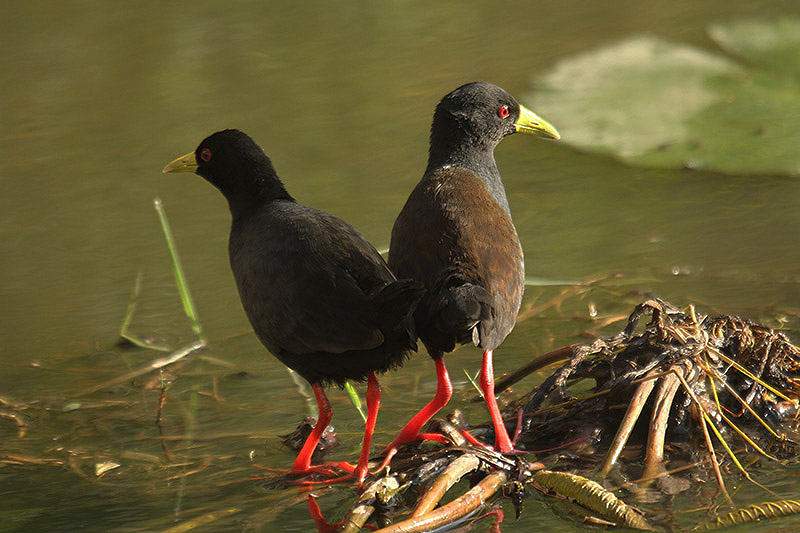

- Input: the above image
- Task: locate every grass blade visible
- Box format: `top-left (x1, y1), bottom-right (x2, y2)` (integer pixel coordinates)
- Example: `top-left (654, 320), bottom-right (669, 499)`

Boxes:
top-left (154, 198), bottom-right (206, 344)
top-left (345, 382), bottom-right (366, 423)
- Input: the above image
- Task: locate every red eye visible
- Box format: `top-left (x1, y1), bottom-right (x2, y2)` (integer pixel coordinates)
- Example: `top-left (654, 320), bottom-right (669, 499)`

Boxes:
top-left (200, 147), bottom-right (212, 162)
top-left (497, 105), bottom-right (510, 118)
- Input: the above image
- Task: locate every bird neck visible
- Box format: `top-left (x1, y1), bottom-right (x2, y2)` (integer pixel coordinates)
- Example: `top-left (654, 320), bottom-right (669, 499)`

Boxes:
top-left (426, 131), bottom-right (510, 214)
top-left (220, 164), bottom-right (295, 220)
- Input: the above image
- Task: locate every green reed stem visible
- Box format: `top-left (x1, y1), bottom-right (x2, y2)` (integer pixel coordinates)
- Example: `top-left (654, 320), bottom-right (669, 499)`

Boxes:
top-left (154, 198), bottom-right (206, 344)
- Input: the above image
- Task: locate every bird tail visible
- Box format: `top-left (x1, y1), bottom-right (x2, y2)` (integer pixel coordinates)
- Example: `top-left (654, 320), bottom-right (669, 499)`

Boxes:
top-left (370, 279), bottom-right (425, 345)
top-left (420, 277), bottom-right (492, 352)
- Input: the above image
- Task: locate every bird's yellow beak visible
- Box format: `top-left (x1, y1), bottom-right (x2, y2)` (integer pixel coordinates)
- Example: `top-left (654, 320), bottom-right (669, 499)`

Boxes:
top-left (514, 105), bottom-right (560, 140)
top-left (162, 151), bottom-right (198, 173)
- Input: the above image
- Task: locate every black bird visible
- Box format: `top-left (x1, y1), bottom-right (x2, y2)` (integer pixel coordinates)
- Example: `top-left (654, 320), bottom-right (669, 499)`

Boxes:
top-left (385, 82), bottom-right (559, 456)
top-left (163, 129), bottom-right (423, 484)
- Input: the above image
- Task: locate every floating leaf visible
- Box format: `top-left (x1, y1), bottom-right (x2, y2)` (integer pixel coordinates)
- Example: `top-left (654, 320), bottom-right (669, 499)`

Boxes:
top-left (709, 19), bottom-right (800, 82)
top-left (528, 20), bottom-right (800, 175)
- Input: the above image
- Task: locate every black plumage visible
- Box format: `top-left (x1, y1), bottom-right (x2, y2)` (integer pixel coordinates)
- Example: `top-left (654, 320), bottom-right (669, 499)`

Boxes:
top-left (163, 129), bottom-right (423, 483)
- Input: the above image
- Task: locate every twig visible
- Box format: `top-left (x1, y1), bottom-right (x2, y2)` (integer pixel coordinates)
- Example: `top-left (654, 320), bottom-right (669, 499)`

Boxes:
top-left (643, 363), bottom-right (686, 471)
top-left (2, 454), bottom-right (63, 466)
top-left (374, 470), bottom-right (507, 533)
top-left (411, 453), bottom-right (480, 517)
top-left (162, 507), bottom-right (240, 533)
top-left (72, 340), bottom-right (205, 397)
top-left (428, 418), bottom-right (468, 447)
top-left (524, 336), bottom-right (623, 414)
top-left (492, 344), bottom-right (577, 396)
top-left (599, 369), bottom-right (659, 477)
top-left (156, 370), bottom-right (175, 462)
top-left (0, 410), bottom-right (27, 438)
top-left (164, 457), bottom-right (212, 481)
top-left (681, 375), bottom-right (735, 507)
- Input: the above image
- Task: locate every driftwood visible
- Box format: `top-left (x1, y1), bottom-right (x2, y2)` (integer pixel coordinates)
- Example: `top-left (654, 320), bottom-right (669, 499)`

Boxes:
top-left (292, 299), bottom-right (800, 531)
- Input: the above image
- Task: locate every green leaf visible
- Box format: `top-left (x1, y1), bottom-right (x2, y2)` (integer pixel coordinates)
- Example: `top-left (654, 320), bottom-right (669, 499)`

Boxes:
top-left (527, 20), bottom-right (800, 176)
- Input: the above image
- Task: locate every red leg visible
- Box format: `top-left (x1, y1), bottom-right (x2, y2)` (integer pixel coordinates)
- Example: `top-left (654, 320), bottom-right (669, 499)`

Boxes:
top-left (353, 372), bottom-right (381, 486)
top-left (381, 357), bottom-right (453, 464)
top-left (291, 374), bottom-right (382, 487)
top-left (479, 350), bottom-right (514, 453)
top-left (460, 428), bottom-right (491, 448)
top-left (290, 383), bottom-right (334, 474)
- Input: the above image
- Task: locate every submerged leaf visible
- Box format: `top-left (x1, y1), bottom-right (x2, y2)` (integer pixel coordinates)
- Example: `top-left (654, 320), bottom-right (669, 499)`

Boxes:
top-left (528, 20), bottom-right (800, 175)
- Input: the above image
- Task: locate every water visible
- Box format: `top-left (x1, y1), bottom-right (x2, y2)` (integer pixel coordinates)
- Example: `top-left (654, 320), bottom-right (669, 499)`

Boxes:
top-left (2, 1), bottom-right (800, 530)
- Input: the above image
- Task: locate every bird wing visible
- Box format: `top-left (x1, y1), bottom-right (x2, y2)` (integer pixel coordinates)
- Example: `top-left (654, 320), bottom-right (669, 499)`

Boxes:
top-left (389, 168), bottom-right (524, 351)
top-left (230, 203), bottom-right (395, 357)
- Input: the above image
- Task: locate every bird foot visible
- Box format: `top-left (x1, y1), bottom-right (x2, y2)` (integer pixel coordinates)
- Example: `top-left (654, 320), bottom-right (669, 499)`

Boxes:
top-left (287, 460), bottom-right (355, 478)
top-left (253, 460), bottom-right (357, 485)
top-left (288, 460), bottom-right (389, 488)
top-left (381, 431), bottom-right (449, 455)
top-left (459, 428), bottom-right (528, 455)
top-left (377, 431), bottom-right (451, 477)
top-left (495, 445), bottom-right (529, 455)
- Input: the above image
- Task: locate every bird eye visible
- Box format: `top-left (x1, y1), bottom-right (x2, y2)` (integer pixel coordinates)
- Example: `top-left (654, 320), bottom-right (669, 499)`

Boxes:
top-left (200, 147), bottom-right (212, 162)
top-left (497, 105), bottom-right (511, 118)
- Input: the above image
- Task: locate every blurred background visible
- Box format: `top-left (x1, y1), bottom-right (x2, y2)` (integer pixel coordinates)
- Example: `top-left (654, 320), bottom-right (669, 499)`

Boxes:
top-left (2, 1), bottom-right (800, 531)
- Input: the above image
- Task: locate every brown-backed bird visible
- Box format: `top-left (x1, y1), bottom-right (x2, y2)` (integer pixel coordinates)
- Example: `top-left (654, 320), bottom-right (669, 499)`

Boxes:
top-left (385, 82), bottom-right (559, 456)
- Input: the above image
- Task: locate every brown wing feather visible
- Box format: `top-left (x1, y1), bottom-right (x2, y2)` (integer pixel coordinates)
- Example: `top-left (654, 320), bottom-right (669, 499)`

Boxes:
top-left (389, 167), bottom-right (524, 352)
